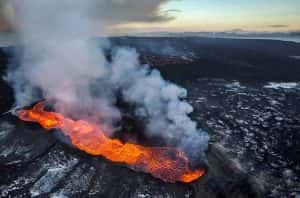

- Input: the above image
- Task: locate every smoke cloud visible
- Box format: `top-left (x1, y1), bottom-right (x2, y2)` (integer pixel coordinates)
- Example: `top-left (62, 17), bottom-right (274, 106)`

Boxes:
top-left (0, 0), bottom-right (15, 32)
top-left (5, 0), bottom-right (208, 160)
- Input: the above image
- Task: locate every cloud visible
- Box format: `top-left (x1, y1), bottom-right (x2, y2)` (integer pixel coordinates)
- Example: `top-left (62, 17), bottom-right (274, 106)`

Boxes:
top-left (0, 0), bottom-right (177, 33)
top-left (268, 24), bottom-right (289, 28)
top-left (89, 0), bottom-right (176, 23)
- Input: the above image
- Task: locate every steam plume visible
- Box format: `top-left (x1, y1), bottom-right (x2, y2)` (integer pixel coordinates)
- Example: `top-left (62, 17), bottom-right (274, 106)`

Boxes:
top-left (5, 0), bottom-right (208, 160)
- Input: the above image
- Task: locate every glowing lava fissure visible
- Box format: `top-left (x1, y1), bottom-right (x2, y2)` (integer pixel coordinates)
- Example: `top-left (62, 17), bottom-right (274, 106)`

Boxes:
top-left (16, 102), bottom-right (205, 183)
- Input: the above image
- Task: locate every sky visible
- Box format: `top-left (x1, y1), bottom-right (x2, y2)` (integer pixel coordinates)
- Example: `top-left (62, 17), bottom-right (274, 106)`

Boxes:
top-left (116, 0), bottom-right (300, 33)
top-left (0, 0), bottom-right (300, 34)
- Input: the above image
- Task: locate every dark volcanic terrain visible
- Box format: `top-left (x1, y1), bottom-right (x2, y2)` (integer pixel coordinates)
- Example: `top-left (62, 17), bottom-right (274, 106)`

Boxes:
top-left (1, 37), bottom-right (300, 197)
top-left (185, 79), bottom-right (300, 197)
top-left (110, 37), bottom-right (300, 82)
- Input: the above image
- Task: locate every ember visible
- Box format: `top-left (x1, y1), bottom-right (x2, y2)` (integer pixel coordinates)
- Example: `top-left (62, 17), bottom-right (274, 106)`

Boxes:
top-left (16, 102), bottom-right (205, 183)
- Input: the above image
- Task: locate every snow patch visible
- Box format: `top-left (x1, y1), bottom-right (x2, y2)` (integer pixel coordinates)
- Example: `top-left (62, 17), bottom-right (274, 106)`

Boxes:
top-left (264, 82), bottom-right (299, 89)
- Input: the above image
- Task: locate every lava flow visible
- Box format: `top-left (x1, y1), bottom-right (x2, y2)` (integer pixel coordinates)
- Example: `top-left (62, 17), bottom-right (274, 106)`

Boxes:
top-left (16, 102), bottom-right (205, 183)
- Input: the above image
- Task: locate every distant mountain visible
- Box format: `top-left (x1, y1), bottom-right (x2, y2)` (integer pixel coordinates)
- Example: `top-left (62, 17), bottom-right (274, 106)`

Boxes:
top-left (128, 31), bottom-right (300, 37)
top-left (125, 31), bottom-right (300, 43)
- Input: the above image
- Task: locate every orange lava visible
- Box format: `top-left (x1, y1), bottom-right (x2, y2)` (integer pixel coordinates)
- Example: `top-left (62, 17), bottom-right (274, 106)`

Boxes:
top-left (17, 102), bottom-right (205, 183)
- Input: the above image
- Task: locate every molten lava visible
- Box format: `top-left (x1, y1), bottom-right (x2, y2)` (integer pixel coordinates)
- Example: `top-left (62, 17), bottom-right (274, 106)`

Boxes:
top-left (17, 102), bottom-right (205, 183)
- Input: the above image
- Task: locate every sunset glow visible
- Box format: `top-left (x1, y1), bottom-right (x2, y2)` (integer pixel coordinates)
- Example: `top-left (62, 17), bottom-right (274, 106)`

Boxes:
top-left (116, 0), bottom-right (300, 33)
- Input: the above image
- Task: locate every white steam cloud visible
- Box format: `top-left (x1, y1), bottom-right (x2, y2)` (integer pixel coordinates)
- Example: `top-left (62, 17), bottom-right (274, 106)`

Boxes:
top-left (5, 0), bottom-right (208, 160)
